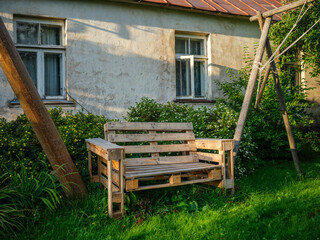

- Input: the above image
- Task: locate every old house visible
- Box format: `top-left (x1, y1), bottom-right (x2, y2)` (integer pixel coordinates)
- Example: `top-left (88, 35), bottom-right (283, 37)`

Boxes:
top-left (1, 0), bottom-right (317, 121)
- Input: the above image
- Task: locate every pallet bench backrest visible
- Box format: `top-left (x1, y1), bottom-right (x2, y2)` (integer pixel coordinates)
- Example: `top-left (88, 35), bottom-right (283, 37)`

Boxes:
top-left (104, 122), bottom-right (198, 167)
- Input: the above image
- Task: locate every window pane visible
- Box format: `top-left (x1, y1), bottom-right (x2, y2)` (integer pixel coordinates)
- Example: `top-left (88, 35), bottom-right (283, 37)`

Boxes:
top-left (44, 53), bottom-right (61, 96)
top-left (41, 25), bottom-right (61, 45)
top-left (175, 38), bottom-right (187, 54)
top-left (16, 22), bottom-right (38, 45)
top-left (190, 39), bottom-right (204, 55)
top-left (19, 51), bottom-right (37, 87)
top-left (194, 61), bottom-right (205, 97)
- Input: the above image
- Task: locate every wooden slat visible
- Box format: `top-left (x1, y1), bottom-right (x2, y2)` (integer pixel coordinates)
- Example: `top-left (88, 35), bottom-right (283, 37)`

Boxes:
top-left (124, 143), bottom-right (197, 154)
top-left (100, 163), bottom-right (120, 186)
top-left (106, 122), bottom-right (193, 131)
top-left (197, 152), bottom-right (223, 163)
top-left (129, 178), bottom-right (218, 192)
top-left (108, 132), bottom-right (195, 143)
top-left (126, 179), bottom-right (138, 191)
top-left (100, 175), bottom-right (119, 192)
top-left (124, 155), bottom-right (197, 166)
top-left (124, 163), bottom-right (220, 178)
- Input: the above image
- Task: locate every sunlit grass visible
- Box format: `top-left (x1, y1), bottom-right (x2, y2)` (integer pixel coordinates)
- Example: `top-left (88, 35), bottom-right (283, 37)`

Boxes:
top-left (15, 161), bottom-right (320, 240)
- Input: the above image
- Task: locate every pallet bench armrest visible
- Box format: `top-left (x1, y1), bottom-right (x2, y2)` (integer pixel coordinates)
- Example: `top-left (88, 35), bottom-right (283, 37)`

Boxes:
top-left (195, 138), bottom-right (234, 151)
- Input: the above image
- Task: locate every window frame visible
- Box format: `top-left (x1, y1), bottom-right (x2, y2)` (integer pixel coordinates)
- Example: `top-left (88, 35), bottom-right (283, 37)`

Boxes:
top-left (14, 17), bottom-right (66, 99)
top-left (175, 34), bottom-right (208, 99)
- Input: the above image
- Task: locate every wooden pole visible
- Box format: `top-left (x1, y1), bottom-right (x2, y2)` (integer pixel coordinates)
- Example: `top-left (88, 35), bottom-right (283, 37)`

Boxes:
top-left (250, 0), bottom-right (314, 22)
top-left (256, 13), bottom-right (302, 174)
top-left (0, 18), bottom-right (87, 197)
top-left (233, 17), bottom-right (272, 154)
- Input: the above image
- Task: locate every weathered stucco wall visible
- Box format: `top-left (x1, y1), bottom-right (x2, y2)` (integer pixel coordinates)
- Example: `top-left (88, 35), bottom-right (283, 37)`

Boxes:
top-left (0, 0), bottom-right (261, 120)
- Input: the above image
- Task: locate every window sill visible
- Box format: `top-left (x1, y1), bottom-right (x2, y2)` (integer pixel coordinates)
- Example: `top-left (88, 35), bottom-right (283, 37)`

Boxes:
top-left (9, 99), bottom-right (76, 108)
top-left (174, 99), bottom-right (216, 103)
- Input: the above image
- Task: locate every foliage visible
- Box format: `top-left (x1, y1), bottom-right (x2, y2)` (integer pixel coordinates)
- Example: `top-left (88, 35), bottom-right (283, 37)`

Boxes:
top-left (0, 108), bottom-right (110, 179)
top-left (269, 0), bottom-right (320, 77)
top-left (216, 47), bottom-right (319, 161)
top-left (125, 97), bottom-right (260, 177)
top-left (12, 160), bottom-right (320, 240)
top-left (0, 162), bottom-right (63, 238)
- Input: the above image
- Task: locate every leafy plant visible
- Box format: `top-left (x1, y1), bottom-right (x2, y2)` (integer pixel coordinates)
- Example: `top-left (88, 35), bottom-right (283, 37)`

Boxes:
top-left (216, 47), bottom-right (319, 161)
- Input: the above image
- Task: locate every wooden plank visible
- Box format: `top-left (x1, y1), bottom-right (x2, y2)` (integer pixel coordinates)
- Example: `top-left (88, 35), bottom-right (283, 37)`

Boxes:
top-left (108, 132), bottom-right (195, 143)
top-left (125, 162), bottom-right (213, 171)
top-left (112, 191), bottom-right (122, 203)
top-left (126, 179), bottom-right (138, 191)
top-left (100, 163), bottom-right (120, 186)
top-left (107, 159), bottom-right (113, 218)
top-left (124, 143), bottom-right (197, 154)
top-left (86, 138), bottom-right (123, 152)
top-left (250, 0), bottom-right (314, 22)
top-left (169, 174), bottom-right (181, 184)
top-left (130, 178), bottom-right (216, 192)
top-left (100, 175), bottom-right (119, 192)
top-left (124, 164), bottom-right (221, 178)
top-left (208, 169), bottom-right (222, 179)
top-left (124, 155), bottom-right (197, 166)
top-left (0, 18), bottom-right (87, 198)
top-left (149, 130), bottom-right (160, 159)
top-left (196, 152), bottom-right (223, 163)
top-left (195, 139), bottom-right (222, 150)
top-left (106, 122), bottom-right (193, 131)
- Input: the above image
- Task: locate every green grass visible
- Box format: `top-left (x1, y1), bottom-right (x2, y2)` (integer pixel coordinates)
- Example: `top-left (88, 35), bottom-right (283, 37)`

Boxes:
top-left (13, 160), bottom-right (320, 240)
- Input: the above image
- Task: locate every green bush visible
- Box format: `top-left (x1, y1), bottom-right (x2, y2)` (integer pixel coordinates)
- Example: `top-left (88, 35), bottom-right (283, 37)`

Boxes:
top-left (216, 48), bottom-right (320, 161)
top-left (0, 108), bottom-right (110, 179)
top-left (125, 97), bottom-right (260, 177)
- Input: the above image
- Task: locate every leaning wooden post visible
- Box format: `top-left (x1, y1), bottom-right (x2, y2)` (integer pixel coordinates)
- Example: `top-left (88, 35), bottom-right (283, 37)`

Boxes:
top-left (0, 18), bottom-right (87, 197)
top-left (233, 17), bottom-right (272, 154)
top-left (254, 63), bottom-right (271, 108)
top-left (256, 12), bottom-right (302, 174)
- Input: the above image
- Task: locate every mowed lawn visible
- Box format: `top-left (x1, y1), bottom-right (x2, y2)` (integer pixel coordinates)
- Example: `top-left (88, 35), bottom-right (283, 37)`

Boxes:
top-left (17, 160), bottom-right (320, 240)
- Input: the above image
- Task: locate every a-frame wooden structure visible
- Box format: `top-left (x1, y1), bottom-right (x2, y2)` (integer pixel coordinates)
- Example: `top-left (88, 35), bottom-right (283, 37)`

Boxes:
top-left (233, 0), bottom-right (315, 174)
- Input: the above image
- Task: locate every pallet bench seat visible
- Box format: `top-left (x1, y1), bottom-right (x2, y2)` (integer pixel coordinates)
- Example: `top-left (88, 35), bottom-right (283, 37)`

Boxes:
top-left (86, 122), bottom-right (234, 218)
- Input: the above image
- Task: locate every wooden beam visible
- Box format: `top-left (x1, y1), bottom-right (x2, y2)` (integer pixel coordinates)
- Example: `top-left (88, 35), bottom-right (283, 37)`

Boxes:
top-left (250, 0), bottom-right (314, 22)
top-left (256, 13), bottom-right (301, 174)
top-left (233, 17), bottom-right (272, 154)
top-left (0, 18), bottom-right (87, 197)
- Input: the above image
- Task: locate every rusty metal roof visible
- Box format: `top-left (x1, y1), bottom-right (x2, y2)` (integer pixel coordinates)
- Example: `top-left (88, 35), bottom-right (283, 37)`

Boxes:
top-left (125, 0), bottom-right (283, 20)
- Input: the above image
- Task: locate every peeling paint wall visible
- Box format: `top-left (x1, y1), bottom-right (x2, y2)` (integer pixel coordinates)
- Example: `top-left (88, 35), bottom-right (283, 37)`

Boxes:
top-left (0, 0), bottom-right (261, 120)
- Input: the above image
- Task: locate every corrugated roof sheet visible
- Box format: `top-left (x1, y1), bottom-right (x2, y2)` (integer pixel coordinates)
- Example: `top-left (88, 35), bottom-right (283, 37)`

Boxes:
top-left (127, 0), bottom-right (282, 20)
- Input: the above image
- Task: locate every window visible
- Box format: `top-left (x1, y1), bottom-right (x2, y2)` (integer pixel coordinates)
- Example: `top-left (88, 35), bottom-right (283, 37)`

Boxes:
top-left (175, 34), bottom-right (207, 98)
top-left (14, 17), bottom-right (66, 99)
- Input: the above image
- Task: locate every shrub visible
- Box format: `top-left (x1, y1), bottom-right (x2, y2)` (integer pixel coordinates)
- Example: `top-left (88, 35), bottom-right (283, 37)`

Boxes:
top-left (125, 97), bottom-right (260, 177)
top-left (0, 108), bottom-right (110, 179)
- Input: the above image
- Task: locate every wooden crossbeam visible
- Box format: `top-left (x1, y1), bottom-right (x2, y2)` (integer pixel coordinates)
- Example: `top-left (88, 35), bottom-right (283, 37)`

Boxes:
top-left (250, 0), bottom-right (315, 22)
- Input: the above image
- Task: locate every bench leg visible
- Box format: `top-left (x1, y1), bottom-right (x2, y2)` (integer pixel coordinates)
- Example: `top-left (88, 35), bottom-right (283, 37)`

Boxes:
top-left (107, 159), bottom-right (113, 218)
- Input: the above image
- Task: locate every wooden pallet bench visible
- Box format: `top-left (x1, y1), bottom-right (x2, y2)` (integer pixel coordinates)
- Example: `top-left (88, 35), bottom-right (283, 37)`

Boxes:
top-left (86, 122), bottom-right (234, 218)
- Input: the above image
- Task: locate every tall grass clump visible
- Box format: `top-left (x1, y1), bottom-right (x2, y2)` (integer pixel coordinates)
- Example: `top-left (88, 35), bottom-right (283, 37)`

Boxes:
top-left (0, 162), bottom-right (63, 238)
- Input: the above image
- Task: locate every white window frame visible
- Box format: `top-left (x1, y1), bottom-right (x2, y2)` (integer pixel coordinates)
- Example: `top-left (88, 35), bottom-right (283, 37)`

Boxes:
top-left (175, 34), bottom-right (208, 99)
top-left (14, 17), bottom-right (66, 99)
